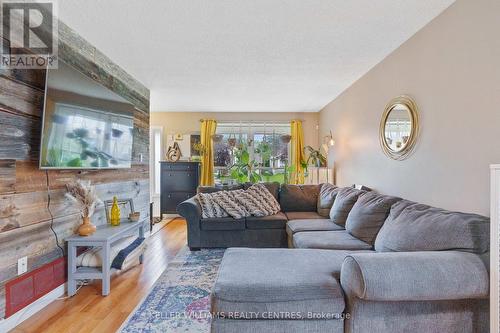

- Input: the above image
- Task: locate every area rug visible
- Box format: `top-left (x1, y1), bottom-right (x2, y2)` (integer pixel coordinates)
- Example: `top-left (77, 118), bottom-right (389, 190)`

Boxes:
top-left (119, 247), bottom-right (225, 333)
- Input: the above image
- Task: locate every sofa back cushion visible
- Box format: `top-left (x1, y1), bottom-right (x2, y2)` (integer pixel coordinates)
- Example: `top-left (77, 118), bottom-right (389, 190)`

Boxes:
top-left (197, 184), bottom-right (243, 194)
top-left (345, 192), bottom-right (402, 244)
top-left (374, 200), bottom-right (490, 254)
top-left (317, 183), bottom-right (340, 217)
top-left (279, 184), bottom-right (321, 212)
top-left (329, 187), bottom-right (365, 226)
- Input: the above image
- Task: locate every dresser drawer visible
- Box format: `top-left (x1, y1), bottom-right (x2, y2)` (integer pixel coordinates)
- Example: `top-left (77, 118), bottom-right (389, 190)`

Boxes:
top-left (162, 170), bottom-right (198, 192)
top-left (161, 192), bottom-right (196, 213)
top-left (161, 162), bottom-right (198, 171)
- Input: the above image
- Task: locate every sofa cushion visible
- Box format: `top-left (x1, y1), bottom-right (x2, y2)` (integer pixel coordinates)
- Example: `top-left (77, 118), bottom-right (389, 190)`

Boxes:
top-left (374, 200), bottom-right (490, 253)
top-left (279, 184), bottom-right (321, 212)
top-left (285, 211), bottom-right (324, 220)
top-left (317, 183), bottom-right (340, 217)
top-left (200, 217), bottom-right (246, 231)
top-left (345, 192), bottom-right (402, 244)
top-left (293, 230), bottom-right (373, 250)
top-left (286, 219), bottom-right (344, 237)
top-left (246, 212), bottom-right (287, 229)
top-left (212, 248), bottom-right (346, 318)
top-left (329, 187), bottom-right (365, 226)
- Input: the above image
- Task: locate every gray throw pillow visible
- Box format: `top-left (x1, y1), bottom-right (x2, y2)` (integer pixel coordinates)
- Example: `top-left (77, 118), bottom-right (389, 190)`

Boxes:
top-left (374, 200), bottom-right (490, 254)
top-left (345, 192), bottom-right (402, 244)
top-left (329, 187), bottom-right (365, 226)
top-left (317, 183), bottom-right (340, 217)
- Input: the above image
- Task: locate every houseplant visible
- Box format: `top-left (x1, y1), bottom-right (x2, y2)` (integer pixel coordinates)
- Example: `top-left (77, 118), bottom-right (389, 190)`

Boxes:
top-left (304, 145), bottom-right (327, 167)
top-left (66, 180), bottom-right (102, 236)
top-left (229, 145), bottom-right (262, 183)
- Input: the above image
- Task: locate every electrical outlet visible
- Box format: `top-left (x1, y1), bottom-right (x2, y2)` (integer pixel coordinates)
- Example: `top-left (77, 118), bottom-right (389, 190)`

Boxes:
top-left (17, 256), bottom-right (27, 275)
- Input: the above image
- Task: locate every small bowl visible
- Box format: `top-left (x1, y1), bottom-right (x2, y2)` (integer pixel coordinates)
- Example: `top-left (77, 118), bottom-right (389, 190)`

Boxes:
top-left (128, 212), bottom-right (140, 222)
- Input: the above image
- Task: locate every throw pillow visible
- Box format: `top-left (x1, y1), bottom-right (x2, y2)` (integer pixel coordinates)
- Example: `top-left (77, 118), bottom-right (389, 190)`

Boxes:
top-left (329, 187), bottom-right (365, 226)
top-left (317, 183), bottom-right (340, 217)
top-left (212, 190), bottom-right (250, 219)
top-left (196, 192), bottom-right (229, 218)
top-left (235, 183), bottom-right (281, 217)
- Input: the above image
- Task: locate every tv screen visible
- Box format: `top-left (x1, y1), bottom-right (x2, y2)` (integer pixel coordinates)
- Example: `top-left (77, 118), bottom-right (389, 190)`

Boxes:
top-left (40, 61), bottom-right (135, 169)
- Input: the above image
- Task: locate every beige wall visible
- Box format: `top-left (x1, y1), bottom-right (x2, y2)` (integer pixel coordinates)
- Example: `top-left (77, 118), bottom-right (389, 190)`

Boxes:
top-left (319, 0), bottom-right (500, 216)
top-left (151, 111), bottom-right (320, 150)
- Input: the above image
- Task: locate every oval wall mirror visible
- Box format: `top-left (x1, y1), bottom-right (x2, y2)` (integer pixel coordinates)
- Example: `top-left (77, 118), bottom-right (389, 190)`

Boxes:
top-left (379, 96), bottom-right (419, 160)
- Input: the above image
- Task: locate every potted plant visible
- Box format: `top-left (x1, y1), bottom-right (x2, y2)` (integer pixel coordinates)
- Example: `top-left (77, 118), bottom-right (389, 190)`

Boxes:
top-left (66, 180), bottom-right (102, 236)
top-left (304, 146), bottom-right (327, 167)
top-left (229, 145), bottom-right (262, 183)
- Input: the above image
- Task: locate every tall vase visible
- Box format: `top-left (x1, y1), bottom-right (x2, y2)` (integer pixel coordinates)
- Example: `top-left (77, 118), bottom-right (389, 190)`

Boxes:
top-left (78, 216), bottom-right (96, 236)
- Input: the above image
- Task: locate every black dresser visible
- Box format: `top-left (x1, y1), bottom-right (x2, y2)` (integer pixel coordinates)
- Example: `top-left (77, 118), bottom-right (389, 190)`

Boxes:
top-left (160, 161), bottom-right (200, 214)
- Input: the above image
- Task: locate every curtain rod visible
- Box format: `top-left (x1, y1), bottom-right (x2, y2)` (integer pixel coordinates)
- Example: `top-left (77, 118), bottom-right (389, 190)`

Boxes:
top-left (199, 119), bottom-right (305, 123)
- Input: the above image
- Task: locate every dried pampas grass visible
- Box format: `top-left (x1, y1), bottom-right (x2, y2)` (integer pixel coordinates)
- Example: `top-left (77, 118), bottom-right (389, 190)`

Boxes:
top-left (65, 180), bottom-right (102, 218)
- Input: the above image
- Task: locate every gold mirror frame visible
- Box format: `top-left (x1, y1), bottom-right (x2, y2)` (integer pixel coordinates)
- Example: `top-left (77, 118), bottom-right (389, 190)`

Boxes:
top-left (379, 95), bottom-right (419, 160)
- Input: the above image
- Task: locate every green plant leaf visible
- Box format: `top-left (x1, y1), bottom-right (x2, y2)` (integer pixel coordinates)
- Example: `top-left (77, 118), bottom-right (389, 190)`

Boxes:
top-left (230, 169), bottom-right (240, 179)
top-left (240, 150), bottom-right (250, 164)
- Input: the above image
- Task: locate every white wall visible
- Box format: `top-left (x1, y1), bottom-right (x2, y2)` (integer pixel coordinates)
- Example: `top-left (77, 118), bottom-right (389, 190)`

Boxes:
top-left (319, 0), bottom-right (500, 215)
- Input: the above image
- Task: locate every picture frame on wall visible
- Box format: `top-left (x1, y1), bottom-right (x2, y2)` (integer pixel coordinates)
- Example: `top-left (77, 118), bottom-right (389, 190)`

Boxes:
top-left (190, 134), bottom-right (201, 160)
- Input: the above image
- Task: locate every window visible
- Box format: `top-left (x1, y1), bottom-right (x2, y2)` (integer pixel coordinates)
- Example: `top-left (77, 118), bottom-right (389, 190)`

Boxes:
top-left (214, 122), bottom-right (290, 184)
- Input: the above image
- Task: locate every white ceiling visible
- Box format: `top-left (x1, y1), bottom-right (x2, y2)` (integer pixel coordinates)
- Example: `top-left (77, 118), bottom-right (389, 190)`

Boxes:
top-left (57, 0), bottom-right (455, 112)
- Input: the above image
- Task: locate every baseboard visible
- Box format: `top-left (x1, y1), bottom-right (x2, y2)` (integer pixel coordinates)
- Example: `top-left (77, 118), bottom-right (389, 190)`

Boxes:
top-left (0, 283), bottom-right (66, 332)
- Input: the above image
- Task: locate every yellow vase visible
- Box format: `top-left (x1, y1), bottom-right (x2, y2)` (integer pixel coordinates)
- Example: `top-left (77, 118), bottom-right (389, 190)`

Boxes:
top-left (110, 196), bottom-right (121, 226)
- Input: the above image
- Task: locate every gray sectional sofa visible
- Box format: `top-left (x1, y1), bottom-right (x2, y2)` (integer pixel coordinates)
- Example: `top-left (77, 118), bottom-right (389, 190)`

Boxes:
top-left (177, 183), bottom-right (490, 333)
top-left (177, 182), bottom-right (324, 250)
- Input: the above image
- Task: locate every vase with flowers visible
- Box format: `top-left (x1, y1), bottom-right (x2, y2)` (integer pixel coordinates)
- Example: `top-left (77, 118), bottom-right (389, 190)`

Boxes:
top-left (66, 180), bottom-right (101, 236)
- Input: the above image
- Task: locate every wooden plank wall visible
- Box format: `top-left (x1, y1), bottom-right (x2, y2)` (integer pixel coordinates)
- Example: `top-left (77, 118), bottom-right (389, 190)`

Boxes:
top-left (0, 22), bottom-right (150, 318)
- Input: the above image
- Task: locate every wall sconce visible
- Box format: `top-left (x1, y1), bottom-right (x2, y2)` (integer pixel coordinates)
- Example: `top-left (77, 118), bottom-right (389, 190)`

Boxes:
top-left (321, 131), bottom-right (335, 154)
top-left (326, 130), bottom-right (335, 147)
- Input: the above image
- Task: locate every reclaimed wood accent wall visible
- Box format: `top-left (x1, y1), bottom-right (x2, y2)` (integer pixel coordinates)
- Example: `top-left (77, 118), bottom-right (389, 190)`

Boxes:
top-left (0, 22), bottom-right (150, 318)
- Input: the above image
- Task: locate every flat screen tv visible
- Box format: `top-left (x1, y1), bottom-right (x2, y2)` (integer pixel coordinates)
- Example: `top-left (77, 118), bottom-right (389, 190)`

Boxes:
top-left (40, 61), bottom-right (135, 169)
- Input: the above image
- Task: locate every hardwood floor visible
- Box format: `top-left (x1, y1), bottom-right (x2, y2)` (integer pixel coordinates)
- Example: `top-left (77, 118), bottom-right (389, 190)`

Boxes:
top-left (11, 218), bottom-right (187, 333)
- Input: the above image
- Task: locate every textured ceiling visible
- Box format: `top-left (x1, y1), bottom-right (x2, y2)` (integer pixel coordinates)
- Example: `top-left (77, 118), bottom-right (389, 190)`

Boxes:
top-left (57, 0), bottom-right (455, 112)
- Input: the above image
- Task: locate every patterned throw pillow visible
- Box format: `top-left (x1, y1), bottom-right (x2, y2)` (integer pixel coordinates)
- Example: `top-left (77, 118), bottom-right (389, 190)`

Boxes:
top-left (235, 184), bottom-right (281, 217)
top-left (211, 190), bottom-right (250, 219)
top-left (196, 192), bottom-right (229, 218)
top-left (196, 184), bottom-right (281, 219)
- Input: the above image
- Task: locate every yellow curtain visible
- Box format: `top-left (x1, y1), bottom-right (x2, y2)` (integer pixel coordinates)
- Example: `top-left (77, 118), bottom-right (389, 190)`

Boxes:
top-left (290, 120), bottom-right (306, 184)
top-left (200, 119), bottom-right (217, 186)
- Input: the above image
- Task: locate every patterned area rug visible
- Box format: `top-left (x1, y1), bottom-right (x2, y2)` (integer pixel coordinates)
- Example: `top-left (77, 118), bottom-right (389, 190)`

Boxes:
top-left (119, 247), bottom-right (225, 333)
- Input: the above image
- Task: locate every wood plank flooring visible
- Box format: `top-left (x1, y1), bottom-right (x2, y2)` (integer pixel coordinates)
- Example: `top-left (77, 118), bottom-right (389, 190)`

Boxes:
top-left (11, 218), bottom-right (187, 333)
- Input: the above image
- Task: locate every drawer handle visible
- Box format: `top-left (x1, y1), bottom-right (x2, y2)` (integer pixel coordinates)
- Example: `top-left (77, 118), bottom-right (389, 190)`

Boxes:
top-left (169, 173), bottom-right (172, 177)
top-left (168, 194), bottom-right (171, 198)
top-left (187, 173), bottom-right (191, 177)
